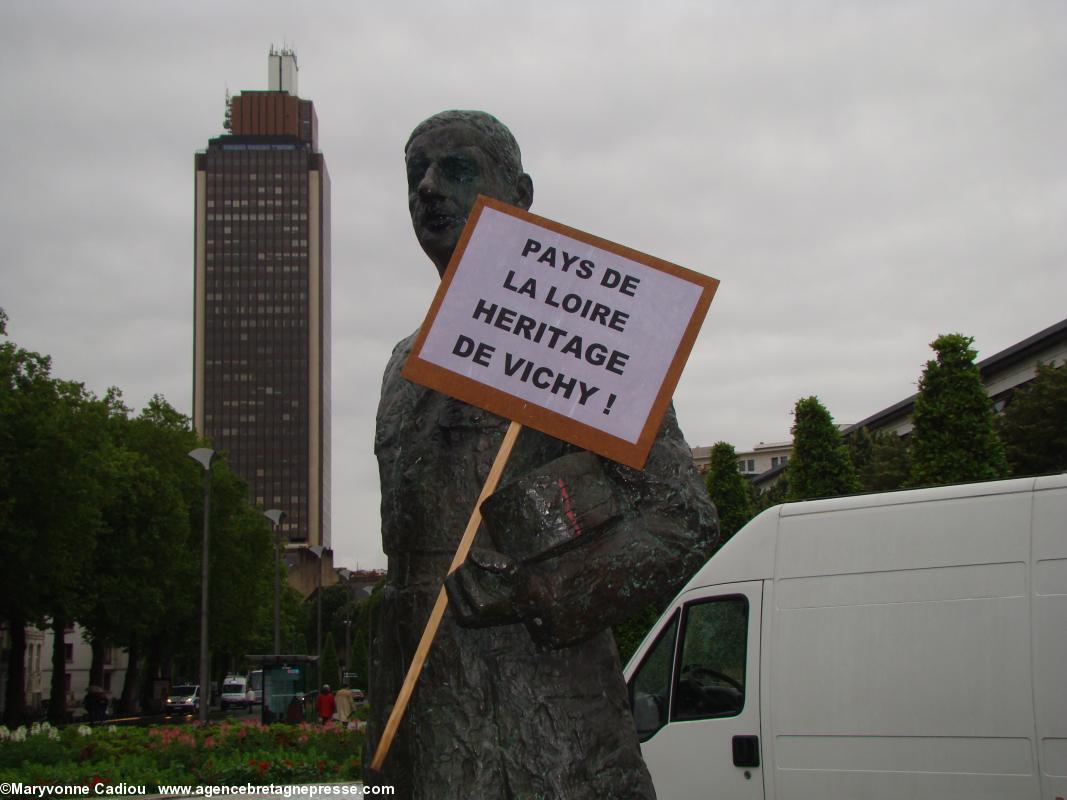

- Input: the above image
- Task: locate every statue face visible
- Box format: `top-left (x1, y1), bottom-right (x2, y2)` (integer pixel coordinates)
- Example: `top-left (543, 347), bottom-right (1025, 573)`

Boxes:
top-left (406, 121), bottom-right (530, 276)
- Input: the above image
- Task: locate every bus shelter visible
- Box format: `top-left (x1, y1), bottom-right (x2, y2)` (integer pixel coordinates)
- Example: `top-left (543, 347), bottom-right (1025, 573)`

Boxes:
top-left (246, 654), bottom-right (318, 724)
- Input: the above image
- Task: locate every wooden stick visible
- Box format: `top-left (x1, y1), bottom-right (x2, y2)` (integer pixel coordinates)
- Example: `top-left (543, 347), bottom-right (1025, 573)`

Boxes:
top-left (369, 420), bottom-right (522, 772)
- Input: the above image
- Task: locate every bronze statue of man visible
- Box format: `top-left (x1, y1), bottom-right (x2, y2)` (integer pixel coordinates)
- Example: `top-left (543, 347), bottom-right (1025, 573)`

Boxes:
top-left (366, 109), bottom-right (718, 798)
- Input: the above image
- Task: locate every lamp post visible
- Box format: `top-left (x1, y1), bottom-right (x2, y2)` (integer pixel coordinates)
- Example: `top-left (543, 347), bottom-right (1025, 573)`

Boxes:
top-left (263, 509), bottom-right (286, 654)
top-left (187, 447), bottom-right (215, 724)
top-left (343, 617), bottom-right (352, 687)
top-left (309, 545), bottom-right (325, 685)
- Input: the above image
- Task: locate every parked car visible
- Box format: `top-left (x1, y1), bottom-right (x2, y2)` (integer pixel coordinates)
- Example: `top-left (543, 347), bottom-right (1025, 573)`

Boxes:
top-left (164, 684), bottom-right (199, 714)
top-left (220, 676), bottom-right (249, 710)
top-left (625, 474), bottom-right (1067, 799)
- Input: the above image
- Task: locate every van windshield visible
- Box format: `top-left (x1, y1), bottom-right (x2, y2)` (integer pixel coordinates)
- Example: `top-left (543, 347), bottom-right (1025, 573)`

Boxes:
top-left (222, 683), bottom-right (243, 693)
top-left (170, 685), bottom-right (196, 696)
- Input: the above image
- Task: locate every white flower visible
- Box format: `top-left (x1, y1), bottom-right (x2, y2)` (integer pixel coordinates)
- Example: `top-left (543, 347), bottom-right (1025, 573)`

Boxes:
top-left (11, 727), bottom-right (27, 742)
top-left (48, 728), bottom-right (60, 741)
top-left (0, 726), bottom-right (9, 741)
top-left (107, 725), bottom-right (118, 735)
top-left (77, 725), bottom-right (93, 737)
top-left (30, 722), bottom-right (41, 736)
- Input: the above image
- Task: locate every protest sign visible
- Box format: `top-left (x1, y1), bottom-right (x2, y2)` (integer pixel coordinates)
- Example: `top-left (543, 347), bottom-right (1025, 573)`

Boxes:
top-left (402, 195), bottom-right (719, 469)
top-left (371, 197), bottom-right (718, 773)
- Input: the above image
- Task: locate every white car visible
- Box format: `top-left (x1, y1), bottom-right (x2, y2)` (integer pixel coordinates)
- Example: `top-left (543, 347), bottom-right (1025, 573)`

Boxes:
top-left (164, 684), bottom-right (199, 714)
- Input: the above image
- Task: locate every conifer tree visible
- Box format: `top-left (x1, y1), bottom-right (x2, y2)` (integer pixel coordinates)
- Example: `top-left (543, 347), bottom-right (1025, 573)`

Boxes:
top-left (754, 475), bottom-right (789, 512)
top-left (908, 334), bottom-right (1008, 487)
top-left (786, 396), bottom-right (859, 501)
top-left (998, 362), bottom-right (1067, 476)
top-left (319, 632), bottom-right (341, 691)
top-left (704, 442), bottom-right (756, 545)
top-left (849, 426), bottom-right (910, 492)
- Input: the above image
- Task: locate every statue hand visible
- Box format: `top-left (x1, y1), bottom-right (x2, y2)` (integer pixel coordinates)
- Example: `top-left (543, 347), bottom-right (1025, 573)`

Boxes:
top-left (445, 547), bottom-right (524, 628)
top-left (480, 451), bottom-right (621, 563)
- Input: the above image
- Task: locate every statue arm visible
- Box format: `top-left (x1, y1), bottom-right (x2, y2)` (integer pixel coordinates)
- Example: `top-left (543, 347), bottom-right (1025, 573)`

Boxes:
top-left (448, 405), bottom-right (719, 648)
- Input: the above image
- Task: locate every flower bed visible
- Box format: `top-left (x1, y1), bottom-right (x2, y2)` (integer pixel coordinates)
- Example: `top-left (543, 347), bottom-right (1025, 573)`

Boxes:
top-left (0, 720), bottom-right (365, 789)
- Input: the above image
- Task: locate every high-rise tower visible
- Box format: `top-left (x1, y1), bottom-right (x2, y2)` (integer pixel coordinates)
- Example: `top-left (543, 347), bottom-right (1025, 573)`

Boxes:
top-left (193, 48), bottom-right (330, 551)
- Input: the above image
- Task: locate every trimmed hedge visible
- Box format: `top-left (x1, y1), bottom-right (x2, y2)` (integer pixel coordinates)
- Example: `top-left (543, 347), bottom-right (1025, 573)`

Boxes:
top-left (0, 720), bottom-right (364, 789)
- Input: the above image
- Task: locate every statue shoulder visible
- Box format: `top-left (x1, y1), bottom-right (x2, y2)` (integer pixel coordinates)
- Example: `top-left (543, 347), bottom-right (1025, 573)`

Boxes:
top-left (382, 330), bottom-right (419, 389)
top-left (376, 330), bottom-right (422, 454)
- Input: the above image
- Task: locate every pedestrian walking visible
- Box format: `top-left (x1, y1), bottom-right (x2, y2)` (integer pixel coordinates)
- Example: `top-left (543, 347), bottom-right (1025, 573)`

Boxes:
top-left (316, 684), bottom-right (335, 725)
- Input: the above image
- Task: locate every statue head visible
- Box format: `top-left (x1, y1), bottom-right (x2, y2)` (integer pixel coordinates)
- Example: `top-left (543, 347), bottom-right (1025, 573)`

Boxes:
top-left (405, 110), bottom-right (534, 276)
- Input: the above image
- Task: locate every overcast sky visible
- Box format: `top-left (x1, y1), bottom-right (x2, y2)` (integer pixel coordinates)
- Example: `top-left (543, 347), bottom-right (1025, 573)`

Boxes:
top-left (2, 1), bottom-right (1065, 570)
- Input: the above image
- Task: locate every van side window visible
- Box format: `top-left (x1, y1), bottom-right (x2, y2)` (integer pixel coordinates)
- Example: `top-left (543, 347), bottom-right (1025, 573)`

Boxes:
top-left (672, 597), bottom-right (748, 721)
top-left (629, 611), bottom-right (679, 742)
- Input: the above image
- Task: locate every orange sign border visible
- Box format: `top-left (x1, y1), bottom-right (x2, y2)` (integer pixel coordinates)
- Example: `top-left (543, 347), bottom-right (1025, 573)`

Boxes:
top-left (401, 196), bottom-right (719, 469)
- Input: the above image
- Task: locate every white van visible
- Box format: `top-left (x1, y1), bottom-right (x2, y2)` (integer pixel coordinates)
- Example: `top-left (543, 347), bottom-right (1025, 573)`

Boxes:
top-left (625, 474), bottom-right (1066, 799)
top-left (220, 675), bottom-right (249, 710)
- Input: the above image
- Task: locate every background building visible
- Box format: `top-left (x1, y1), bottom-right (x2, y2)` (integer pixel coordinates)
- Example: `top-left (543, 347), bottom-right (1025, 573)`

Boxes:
top-left (692, 440), bottom-right (791, 477)
top-left (694, 316), bottom-right (1067, 488)
top-left (193, 48), bottom-right (331, 552)
top-left (841, 316), bottom-right (1067, 440)
top-left (0, 623), bottom-right (128, 719)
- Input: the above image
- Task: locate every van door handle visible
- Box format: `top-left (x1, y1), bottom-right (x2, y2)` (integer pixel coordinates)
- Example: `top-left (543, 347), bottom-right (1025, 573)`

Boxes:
top-left (732, 735), bottom-right (760, 768)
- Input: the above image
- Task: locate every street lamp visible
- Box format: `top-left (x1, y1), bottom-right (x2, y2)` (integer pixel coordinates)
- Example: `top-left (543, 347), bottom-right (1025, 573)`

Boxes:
top-left (187, 447), bottom-right (216, 724)
top-left (342, 617), bottom-right (352, 687)
top-left (263, 509), bottom-right (286, 654)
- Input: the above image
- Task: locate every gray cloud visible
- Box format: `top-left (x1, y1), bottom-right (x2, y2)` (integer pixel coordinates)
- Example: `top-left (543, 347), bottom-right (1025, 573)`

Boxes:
top-left (3, 0), bottom-right (1065, 569)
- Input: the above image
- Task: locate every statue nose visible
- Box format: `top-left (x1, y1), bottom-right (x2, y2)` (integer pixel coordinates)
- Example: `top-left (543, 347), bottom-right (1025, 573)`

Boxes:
top-left (418, 163), bottom-right (445, 198)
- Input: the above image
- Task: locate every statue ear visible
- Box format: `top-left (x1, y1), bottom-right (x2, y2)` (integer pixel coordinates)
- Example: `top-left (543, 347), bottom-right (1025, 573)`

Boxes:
top-left (514, 173), bottom-right (533, 211)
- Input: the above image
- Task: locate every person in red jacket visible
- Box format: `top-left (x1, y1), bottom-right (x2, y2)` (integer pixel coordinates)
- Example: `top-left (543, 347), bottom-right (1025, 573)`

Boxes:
top-left (316, 684), bottom-right (335, 725)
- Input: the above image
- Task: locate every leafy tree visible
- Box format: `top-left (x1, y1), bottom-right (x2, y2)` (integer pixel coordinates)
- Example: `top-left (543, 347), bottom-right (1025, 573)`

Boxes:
top-left (82, 396), bottom-right (277, 713)
top-left (340, 580), bottom-right (382, 691)
top-left (41, 385), bottom-right (111, 725)
top-left (908, 334), bottom-right (1008, 487)
top-left (753, 474), bottom-right (789, 512)
top-left (848, 426), bottom-right (911, 493)
top-left (311, 583), bottom-right (355, 659)
top-left (319, 633), bottom-right (341, 691)
top-left (203, 460), bottom-right (276, 689)
top-left (280, 582), bottom-right (310, 655)
top-left (347, 625), bottom-right (369, 690)
top-left (703, 442), bottom-right (756, 547)
top-left (786, 396), bottom-right (859, 501)
top-left (1, 319), bottom-right (110, 724)
top-left (106, 397), bottom-right (206, 712)
top-left (998, 362), bottom-right (1067, 476)
top-left (77, 393), bottom-right (192, 698)
top-left (847, 425), bottom-right (875, 480)
top-left (0, 316), bottom-right (276, 720)
top-left (0, 326), bottom-right (51, 725)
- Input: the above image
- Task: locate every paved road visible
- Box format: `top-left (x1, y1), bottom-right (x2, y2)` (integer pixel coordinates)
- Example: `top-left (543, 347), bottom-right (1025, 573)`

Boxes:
top-left (103, 704), bottom-right (263, 727)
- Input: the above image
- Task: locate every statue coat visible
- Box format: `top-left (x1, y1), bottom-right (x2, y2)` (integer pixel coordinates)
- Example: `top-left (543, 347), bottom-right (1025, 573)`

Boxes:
top-left (366, 332), bottom-right (718, 799)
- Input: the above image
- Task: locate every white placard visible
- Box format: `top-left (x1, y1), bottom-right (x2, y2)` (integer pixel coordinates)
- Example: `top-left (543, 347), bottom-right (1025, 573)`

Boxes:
top-left (403, 197), bottom-right (718, 469)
